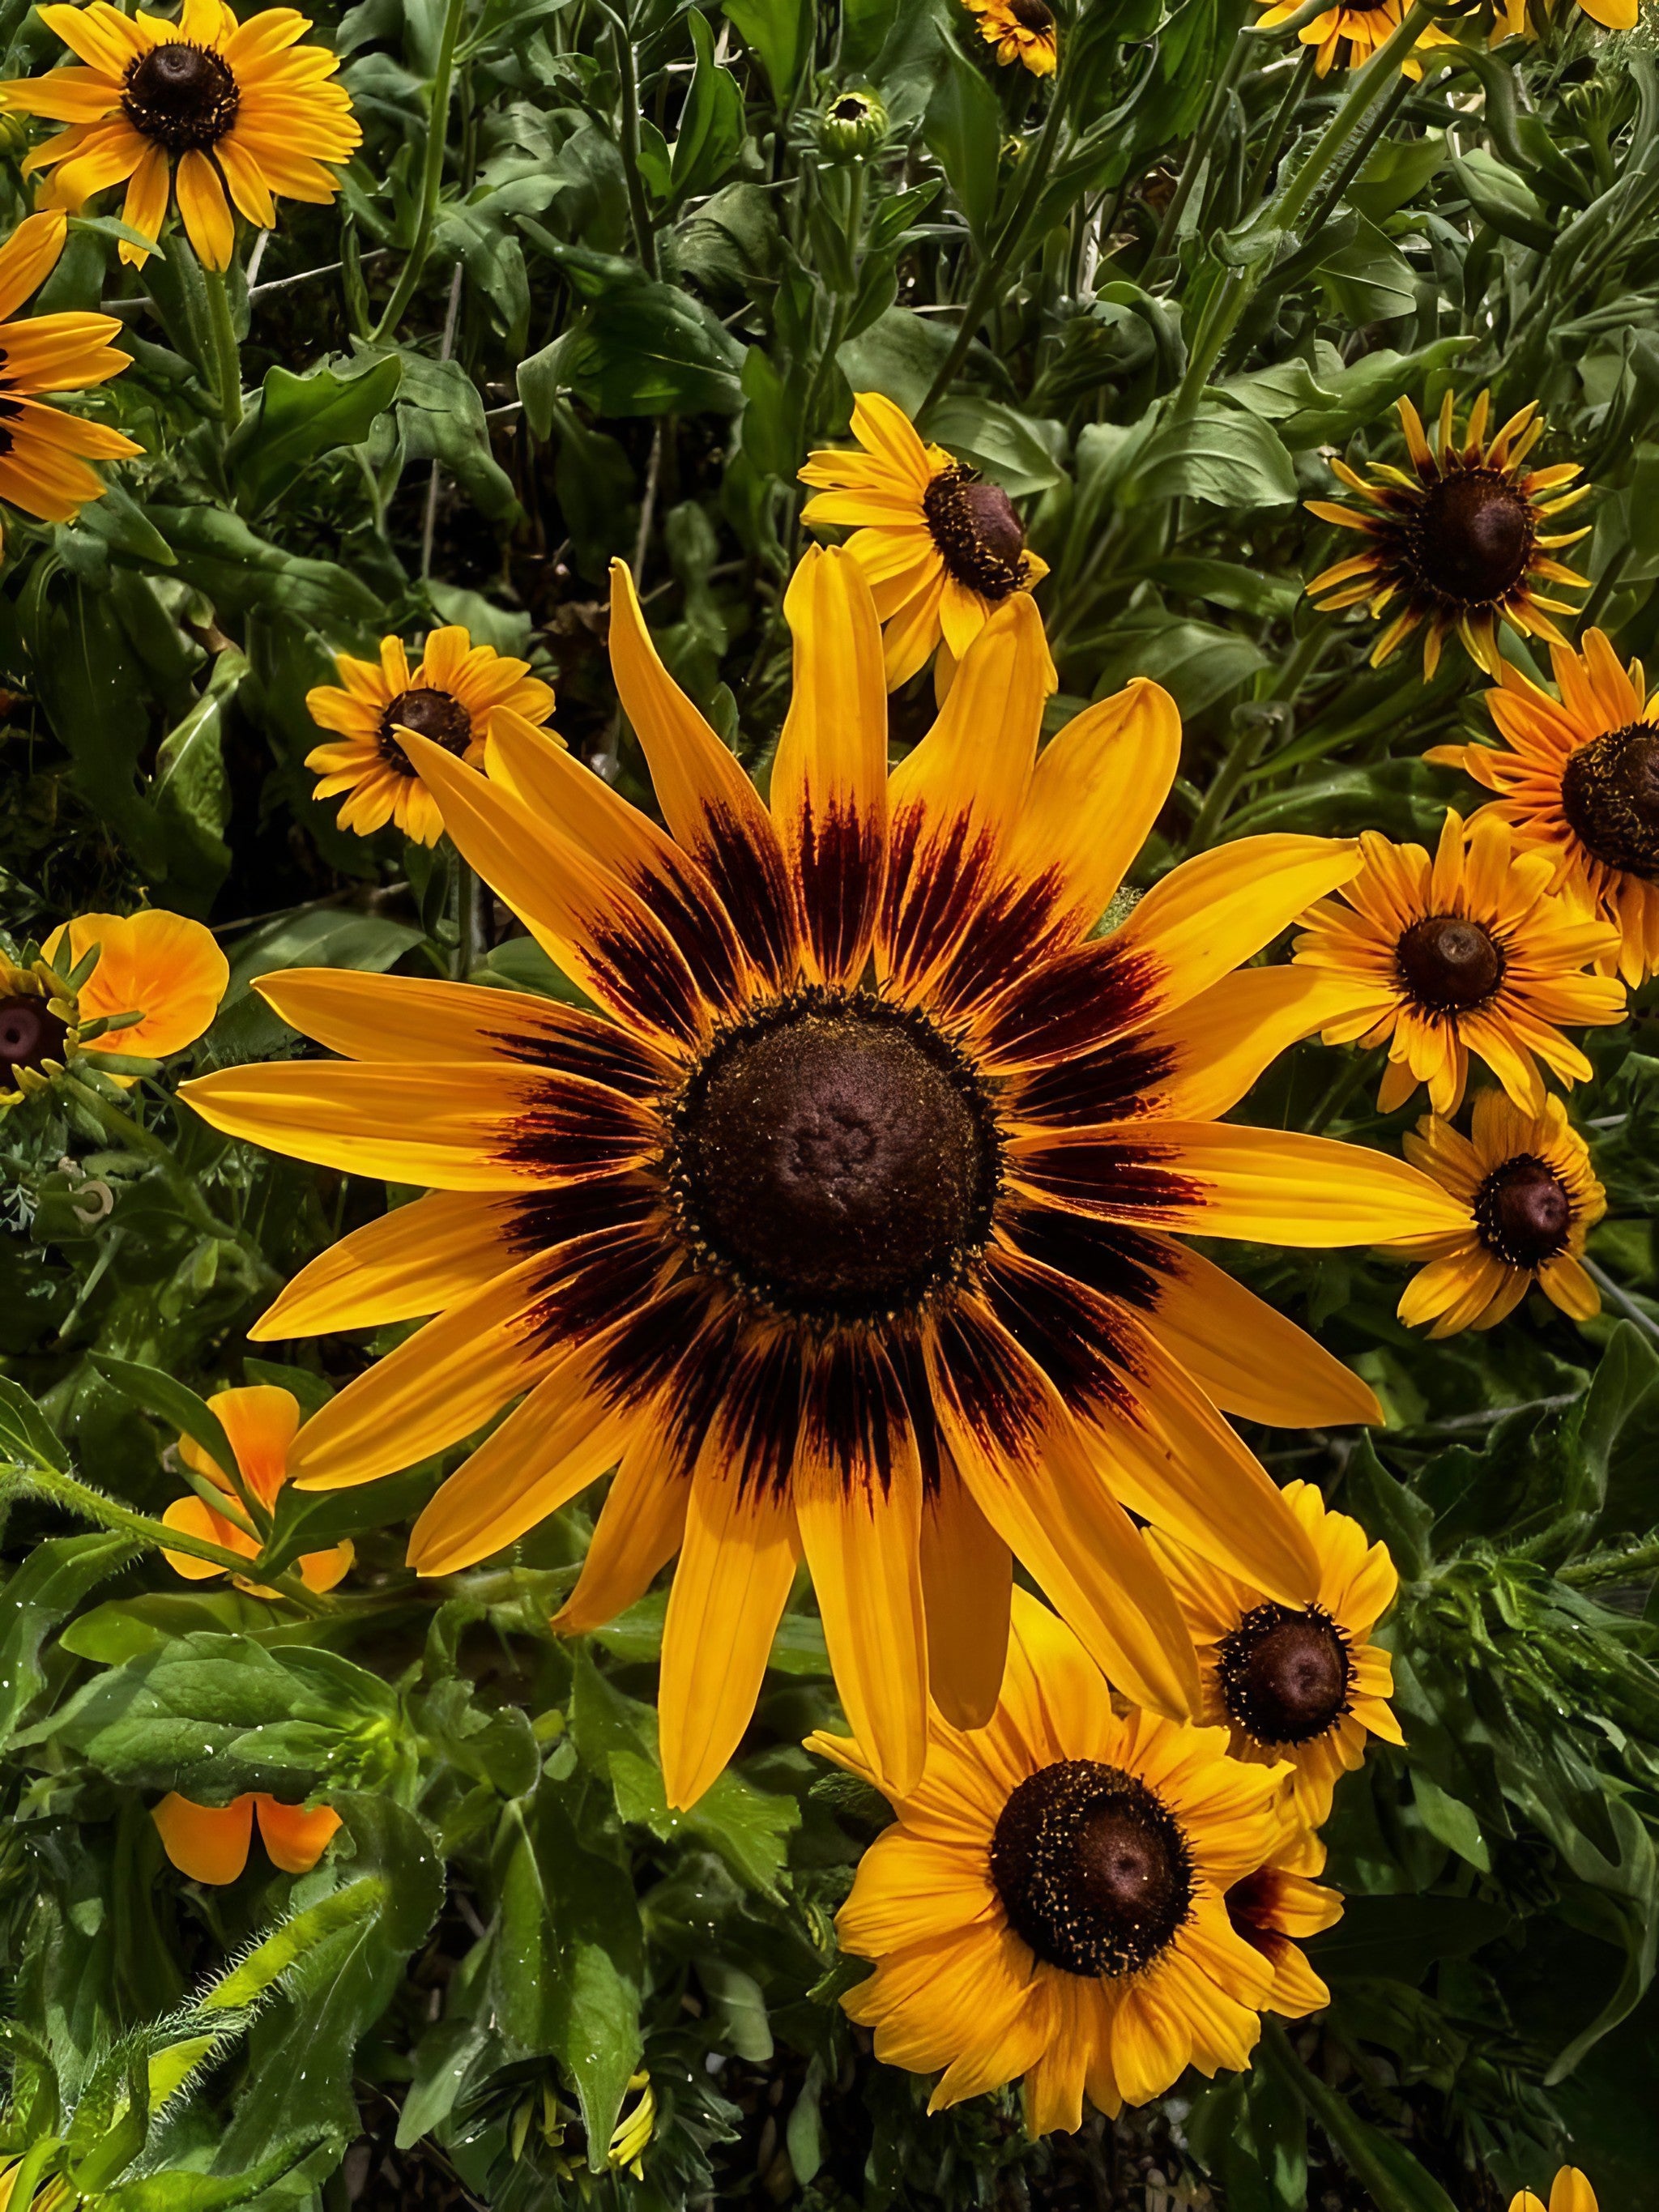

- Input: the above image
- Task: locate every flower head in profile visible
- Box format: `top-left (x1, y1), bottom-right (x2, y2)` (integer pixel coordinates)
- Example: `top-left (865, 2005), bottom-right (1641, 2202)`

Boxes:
top-left (1291, 810), bottom-right (1625, 1117)
top-left (2, 907), bottom-right (228, 1109)
top-left (1389, 1091), bottom-right (1604, 1336)
top-left (1251, 0), bottom-right (1454, 75)
top-left (800, 392), bottom-right (1054, 693)
top-left (161, 1383), bottom-right (354, 1595)
top-left (1511, 2172), bottom-right (1598, 2212)
top-left (1428, 630), bottom-right (1659, 986)
top-left (2, 0), bottom-right (360, 271)
top-left (184, 548), bottom-right (1462, 1812)
top-left (0, 207), bottom-right (139, 556)
top-left (305, 625), bottom-right (559, 847)
top-left (1306, 390), bottom-right (1590, 678)
top-left (964, 0), bottom-right (1060, 75)
top-left (808, 1590), bottom-right (1336, 2132)
top-left (1226, 1833), bottom-right (1344, 2016)
top-left (1149, 1481), bottom-right (1403, 1833)
top-left (152, 1789), bottom-right (339, 1884)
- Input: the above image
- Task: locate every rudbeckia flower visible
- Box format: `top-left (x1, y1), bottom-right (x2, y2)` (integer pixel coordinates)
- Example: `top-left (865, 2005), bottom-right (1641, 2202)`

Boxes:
top-left (0, 207), bottom-right (139, 556)
top-left (161, 1383), bottom-right (354, 1594)
top-left (963, 0), bottom-right (1060, 75)
top-left (1306, 390), bottom-right (1590, 678)
top-left (182, 549), bottom-right (1463, 1810)
top-left (807, 1590), bottom-right (1328, 2131)
top-left (1250, 0), bottom-right (1454, 75)
top-left (305, 625), bottom-right (559, 847)
top-left (800, 393), bottom-right (1053, 693)
top-left (1, 0), bottom-right (361, 272)
top-left (1148, 1481), bottom-right (1403, 1832)
top-left (1512, 2172), bottom-right (1599, 2212)
top-left (2, 907), bottom-right (228, 1107)
top-left (1388, 1092), bottom-right (1604, 1336)
top-left (1428, 631), bottom-right (1659, 987)
top-left (1291, 810), bottom-right (1625, 1117)
top-left (151, 1789), bottom-right (339, 1884)
top-left (1226, 1835), bottom-right (1344, 2015)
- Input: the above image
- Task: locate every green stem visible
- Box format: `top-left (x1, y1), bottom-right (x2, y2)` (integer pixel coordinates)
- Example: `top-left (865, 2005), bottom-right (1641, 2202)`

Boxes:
top-left (203, 266), bottom-right (243, 429)
top-left (1242, 47), bottom-right (1318, 207)
top-left (1559, 1537), bottom-right (1659, 1588)
top-left (612, 11), bottom-right (659, 279)
top-left (372, 0), bottom-right (467, 340)
top-left (1584, 1258), bottom-right (1659, 1350)
top-left (1299, 62), bottom-right (1421, 239)
top-left (1188, 616), bottom-right (1332, 848)
top-left (1147, 32), bottom-right (1254, 277)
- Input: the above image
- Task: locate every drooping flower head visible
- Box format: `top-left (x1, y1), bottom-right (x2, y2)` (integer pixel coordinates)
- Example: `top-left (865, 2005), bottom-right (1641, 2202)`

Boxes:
top-left (1, 0), bottom-right (361, 271)
top-left (183, 549), bottom-right (1462, 1810)
top-left (305, 624), bottom-right (559, 847)
top-left (1428, 630), bottom-right (1659, 986)
top-left (151, 1789), bottom-right (339, 1883)
top-left (1306, 390), bottom-right (1590, 678)
top-left (1250, 0), bottom-right (1455, 75)
top-left (161, 1383), bottom-right (354, 1595)
top-left (800, 393), bottom-right (1054, 693)
top-left (1149, 1481), bottom-right (1403, 1833)
top-left (0, 207), bottom-right (139, 556)
top-left (808, 1590), bottom-right (1337, 2132)
top-left (1389, 1091), bottom-right (1604, 1336)
top-left (1291, 810), bottom-right (1625, 1117)
top-left (963, 0), bottom-right (1060, 75)
top-left (1226, 1833), bottom-right (1344, 2016)
top-left (2, 907), bottom-right (228, 1109)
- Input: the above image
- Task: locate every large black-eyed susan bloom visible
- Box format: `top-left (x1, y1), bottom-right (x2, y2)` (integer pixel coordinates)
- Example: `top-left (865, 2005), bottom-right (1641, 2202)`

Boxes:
top-left (182, 548), bottom-right (1465, 1810)
top-left (0, 206), bottom-right (139, 555)
top-left (1428, 631), bottom-right (1659, 987)
top-left (963, 0), bottom-right (1060, 75)
top-left (1148, 1481), bottom-right (1402, 1833)
top-left (1, 0), bottom-right (360, 271)
top-left (1306, 390), bottom-right (1590, 678)
top-left (808, 1590), bottom-right (1335, 2132)
top-left (1389, 1090), bottom-right (1604, 1336)
top-left (1291, 809), bottom-right (1625, 1116)
top-left (800, 393), bottom-right (1054, 693)
top-left (1250, 0), bottom-right (1453, 76)
top-left (305, 624), bottom-right (559, 847)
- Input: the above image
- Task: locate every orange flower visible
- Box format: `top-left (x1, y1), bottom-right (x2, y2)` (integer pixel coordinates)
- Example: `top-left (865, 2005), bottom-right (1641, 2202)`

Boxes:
top-left (152, 1790), bottom-right (340, 1883)
top-left (161, 1383), bottom-right (353, 1596)
top-left (3, 907), bottom-right (228, 1107)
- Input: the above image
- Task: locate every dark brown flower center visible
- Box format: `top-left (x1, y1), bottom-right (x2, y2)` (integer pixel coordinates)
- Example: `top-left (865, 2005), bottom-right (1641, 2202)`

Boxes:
top-left (667, 990), bottom-right (999, 1323)
top-left (1560, 723), bottom-right (1659, 880)
top-left (1009, 0), bottom-right (1056, 28)
top-left (122, 40), bottom-right (240, 152)
top-left (377, 687), bottom-right (472, 777)
top-left (1218, 1603), bottom-right (1352, 1747)
top-left (831, 94), bottom-right (869, 120)
top-left (922, 467), bottom-right (1028, 603)
top-left (1406, 470), bottom-right (1534, 608)
top-left (991, 1758), bottom-right (1193, 1978)
top-left (1473, 1153), bottom-right (1572, 1268)
top-left (0, 993), bottom-right (66, 1084)
top-left (1395, 913), bottom-right (1503, 1012)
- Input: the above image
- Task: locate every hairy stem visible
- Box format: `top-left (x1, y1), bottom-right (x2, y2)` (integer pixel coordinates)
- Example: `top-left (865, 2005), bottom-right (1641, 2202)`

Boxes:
top-left (373, 0), bottom-right (468, 339)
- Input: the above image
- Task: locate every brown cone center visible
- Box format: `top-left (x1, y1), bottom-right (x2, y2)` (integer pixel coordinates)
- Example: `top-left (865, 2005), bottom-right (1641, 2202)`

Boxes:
top-left (1218, 1604), bottom-right (1352, 1747)
top-left (922, 467), bottom-right (1028, 602)
top-left (0, 993), bottom-right (66, 1082)
top-left (1009, 0), bottom-right (1056, 27)
top-left (1560, 723), bottom-right (1659, 880)
top-left (1396, 913), bottom-right (1503, 1011)
top-left (122, 40), bottom-right (240, 151)
top-left (991, 1758), bottom-right (1193, 1978)
top-left (1474, 1153), bottom-right (1572, 1268)
top-left (377, 687), bottom-right (473, 777)
top-left (1410, 471), bottom-right (1533, 607)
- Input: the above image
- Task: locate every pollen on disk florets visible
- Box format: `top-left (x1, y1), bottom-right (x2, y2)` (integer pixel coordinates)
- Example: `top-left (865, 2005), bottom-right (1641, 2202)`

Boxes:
top-left (665, 985), bottom-right (1003, 1327)
top-left (1217, 1602), bottom-right (1354, 1748)
top-left (1403, 470), bottom-right (1536, 612)
top-left (991, 1758), bottom-right (1196, 1978)
top-left (1473, 1153), bottom-right (1572, 1268)
top-left (376, 688), bottom-right (473, 777)
top-left (922, 466), bottom-right (1030, 602)
top-left (122, 40), bottom-right (241, 151)
top-left (1394, 913), bottom-right (1505, 1013)
top-left (1559, 722), bottom-right (1659, 880)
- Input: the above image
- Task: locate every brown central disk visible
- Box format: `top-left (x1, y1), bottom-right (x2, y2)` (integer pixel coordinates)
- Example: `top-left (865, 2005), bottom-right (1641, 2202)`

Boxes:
top-left (122, 40), bottom-right (240, 151)
top-left (377, 687), bottom-right (472, 776)
top-left (1009, 0), bottom-right (1056, 27)
top-left (1218, 1603), bottom-right (1351, 1747)
top-left (0, 993), bottom-right (66, 1083)
top-left (1560, 722), bottom-right (1659, 879)
top-left (669, 994), bottom-right (998, 1322)
top-left (991, 1759), bottom-right (1193, 1978)
top-left (1406, 470), bottom-right (1533, 607)
top-left (1395, 913), bottom-right (1503, 1012)
top-left (922, 467), bottom-right (1028, 601)
top-left (1474, 1153), bottom-right (1572, 1268)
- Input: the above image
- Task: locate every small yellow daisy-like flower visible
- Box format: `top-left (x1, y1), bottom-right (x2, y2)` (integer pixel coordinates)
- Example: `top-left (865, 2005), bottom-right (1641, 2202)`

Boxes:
top-left (161, 1383), bottom-right (354, 1596)
top-left (151, 1789), bottom-right (339, 1884)
top-left (1429, 631), bottom-right (1659, 987)
top-left (305, 625), bottom-right (559, 847)
top-left (1512, 2172), bottom-right (1599, 2212)
top-left (1306, 389), bottom-right (1591, 680)
top-left (1491, 0), bottom-right (1634, 32)
top-left (2, 907), bottom-right (228, 1107)
top-left (808, 1589), bottom-right (1334, 2132)
top-left (1149, 1481), bottom-right (1404, 1834)
top-left (0, 207), bottom-right (139, 558)
top-left (1226, 1832), bottom-right (1346, 2016)
top-left (1251, 0), bottom-right (1456, 76)
top-left (963, 0), bottom-right (1060, 75)
top-left (800, 391), bottom-right (1054, 693)
top-left (1389, 1091), bottom-right (1604, 1336)
top-left (1292, 809), bottom-right (1626, 1118)
top-left (1, 0), bottom-right (361, 272)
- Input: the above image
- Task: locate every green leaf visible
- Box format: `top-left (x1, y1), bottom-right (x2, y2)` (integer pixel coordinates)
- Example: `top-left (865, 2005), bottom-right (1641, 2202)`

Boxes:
top-left (88, 1356), bottom-right (240, 1489)
top-left (0, 1375), bottom-right (73, 1475)
top-left (671, 10), bottom-right (745, 203)
top-left (1570, 1320), bottom-right (1659, 1519)
top-left (1081, 612), bottom-right (1269, 720)
top-left (537, 261), bottom-right (747, 416)
top-left (1452, 148), bottom-right (1555, 252)
top-left (927, 395), bottom-right (1067, 496)
top-left (1410, 1771), bottom-right (1491, 1873)
top-left (151, 647), bottom-right (241, 912)
top-left (228, 356), bottom-right (403, 517)
top-left (720, 0), bottom-right (812, 100)
top-left (1124, 403), bottom-right (1297, 510)
top-left (837, 305), bottom-right (955, 418)
top-left (1344, 1435), bottom-right (1435, 1583)
top-left (0, 1532), bottom-right (135, 1750)
top-left (143, 505), bottom-right (381, 632)
top-left (923, 49), bottom-right (1001, 246)
top-left (1258, 2022), bottom-right (1460, 2212)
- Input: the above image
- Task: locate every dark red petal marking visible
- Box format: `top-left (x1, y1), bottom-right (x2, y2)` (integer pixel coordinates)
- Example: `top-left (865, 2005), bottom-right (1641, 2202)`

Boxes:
top-left (880, 805), bottom-right (1003, 997)
top-left (998, 1198), bottom-right (1165, 1315)
top-left (498, 1072), bottom-right (665, 1181)
top-left (973, 936), bottom-right (1162, 1071)
top-left (1007, 1132), bottom-right (1205, 1224)
top-left (926, 1295), bottom-right (1053, 1467)
top-left (925, 867), bottom-right (1072, 1024)
top-left (885, 1323), bottom-right (943, 1498)
top-left (797, 1335), bottom-right (908, 1502)
top-left (591, 1276), bottom-right (723, 1417)
top-left (692, 800), bottom-right (799, 988)
top-left (1002, 1034), bottom-right (1179, 1129)
top-left (618, 846), bottom-right (758, 1016)
top-left (703, 1326), bottom-right (805, 1502)
top-left (583, 910), bottom-right (714, 1055)
top-left (793, 799), bottom-right (887, 986)
top-left (981, 1246), bottom-right (1141, 1426)
top-left (523, 1221), bottom-right (671, 1353)
top-left (505, 1172), bottom-right (661, 1259)
top-left (486, 1012), bottom-right (676, 1100)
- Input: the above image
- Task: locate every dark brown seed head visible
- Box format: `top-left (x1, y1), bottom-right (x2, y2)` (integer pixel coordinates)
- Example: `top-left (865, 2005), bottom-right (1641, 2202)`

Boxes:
top-left (1406, 470), bottom-right (1534, 608)
top-left (377, 687), bottom-right (473, 777)
top-left (1009, 0), bottom-right (1056, 28)
top-left (1218, 1603), bottom-right (1352, 1747)
top-left (991, 1758), bottom-right (1194, 1978)
top-left (0, 993), bottom-right (67, 1084)
top-left (1396, 913), bottom-right (1503, 1012)
top-left (122, 40), bottom-right (240, 152)
top-left (923, 466), bottom-right (1029, 602)
top-left (1473, 1153), bottom-right (1572, 1268)
top-left (1560, 723), bottom-right (1659, 880)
